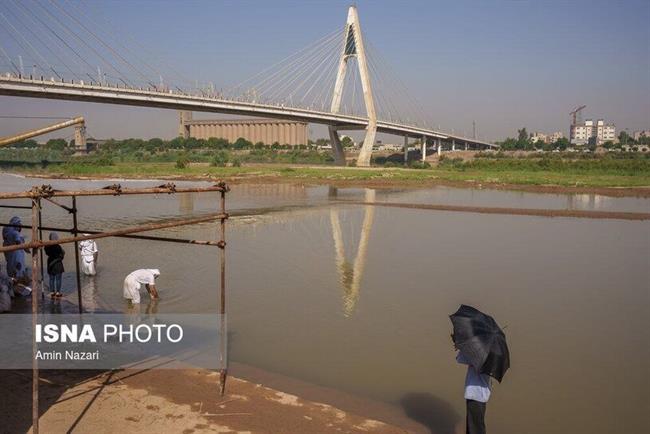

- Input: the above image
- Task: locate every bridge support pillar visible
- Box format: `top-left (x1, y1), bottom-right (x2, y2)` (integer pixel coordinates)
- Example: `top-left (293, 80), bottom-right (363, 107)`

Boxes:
top-left (330, 6), bottom-right (377, 167)
top-left (437, 138), bottom-right (442, 156)
top-left (357, 122), bottom-right (377, 167)
top-left (421, 137), bottom-right (427, 162)
top-left (403, 136), bottom-right (408, 165)
top-left (465, 142), bottom-right (468, 151)
top-left (452, 139), bottom-right (456, 151)
top-left (328, 127), bottom-right (346, 166)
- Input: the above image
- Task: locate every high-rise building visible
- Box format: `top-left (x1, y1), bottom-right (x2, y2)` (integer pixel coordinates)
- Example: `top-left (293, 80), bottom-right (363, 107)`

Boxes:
top-left (570, 119), bottom-right (615, 146)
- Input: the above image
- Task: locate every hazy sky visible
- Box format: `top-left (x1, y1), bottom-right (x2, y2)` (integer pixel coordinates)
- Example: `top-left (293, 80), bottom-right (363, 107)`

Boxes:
top-left (1, 0), bottom-right (648, 142)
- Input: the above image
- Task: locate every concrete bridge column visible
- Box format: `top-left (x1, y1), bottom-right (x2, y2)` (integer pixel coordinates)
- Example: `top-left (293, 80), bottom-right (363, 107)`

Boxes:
top-left (421, 137), bottom-right (427, 162)
top-left (437, 138), bottom-right (442, 156)
top-left (328, 126), bottom-right (346, 166)
top-left (452, 139), bottom-right (456, 151)
top-left (403, 136), bottom-right (408, 165)
top-left (465, 142), bottom-right (468, 151)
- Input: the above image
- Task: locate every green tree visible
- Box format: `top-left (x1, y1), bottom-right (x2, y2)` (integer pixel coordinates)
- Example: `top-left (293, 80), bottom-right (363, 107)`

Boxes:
top-left (341, 136), bottom-right (354, 148)
top-left (210, 151), bottom-right (229, 167)
top-left (45, 138), bottom-right (67, 150)
top-left (618, 131), bottom-right (632, 145)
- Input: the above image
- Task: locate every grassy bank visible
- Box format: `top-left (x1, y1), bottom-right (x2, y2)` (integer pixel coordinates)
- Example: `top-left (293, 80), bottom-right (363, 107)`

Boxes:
top-left (5, 158), bottom-right (650, 189)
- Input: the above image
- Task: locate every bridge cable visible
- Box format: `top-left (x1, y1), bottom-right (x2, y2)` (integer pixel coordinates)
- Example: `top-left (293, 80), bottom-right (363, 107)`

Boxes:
top-left (225, 28), bottom-right (341, 101)
top-left (32, 0), bottom-right (135, 87)
top-left (256, 30), bottom-right (341, 103)
top-left (0, 11), bottom-right (61, 79)
top-left (17, 0), bottom-right (105, 84)
top-left (0, 42), bottom-right (21, 75)
top-left (48, 0), bottom-right (157, 88)
top-left (248, 30), bottom-right (341, 103)
top-left (10, 0), bottom-right (87, 82)
top-left (67, 0), bottom-right (192, 89)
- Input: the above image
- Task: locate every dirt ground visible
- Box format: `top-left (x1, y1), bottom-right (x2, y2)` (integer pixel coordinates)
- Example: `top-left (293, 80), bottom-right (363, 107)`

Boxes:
top-left (0, 365), bottom-right (452, 434)
top-left (21, 170), bottom-right (650, 198)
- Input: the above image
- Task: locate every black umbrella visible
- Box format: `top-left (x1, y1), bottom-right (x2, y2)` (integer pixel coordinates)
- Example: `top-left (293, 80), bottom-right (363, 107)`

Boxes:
top-left (450, 304), bottom-right (510, 382)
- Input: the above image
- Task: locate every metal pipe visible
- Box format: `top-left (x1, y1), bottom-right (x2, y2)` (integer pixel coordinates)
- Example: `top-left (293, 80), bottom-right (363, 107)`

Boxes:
top-left (0, 117), bottom-right (84, 147)
top-left (30, 198), bottom-right (40, 434)
top-left (0, 222), bottom-right (224, 246)
top-left (219, 189), bottom-right (227, 395)
top-left (43, 196), bottom-right (74, 213)
top-left (0, 212), bottom-right (229, 254)
top-left (38, 203), bottom-right (44, 301)
top-left (0, 204), bottom-right (32, 209)
top-left (0, 184), bottom-right (227, 200)
top-left (72, 196), bottom-right (82, 314)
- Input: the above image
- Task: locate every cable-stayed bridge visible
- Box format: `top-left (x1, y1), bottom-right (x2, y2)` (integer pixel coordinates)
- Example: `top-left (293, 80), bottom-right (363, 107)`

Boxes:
top-left (0, 2), bottom-right (497, 166)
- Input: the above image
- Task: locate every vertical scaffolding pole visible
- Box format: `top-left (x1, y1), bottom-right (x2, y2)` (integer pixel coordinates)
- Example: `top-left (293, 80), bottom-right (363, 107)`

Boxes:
top-left (71, 196), bottom-right (83, 313)
top-left (37, 205), bottom-right (44, 301)
top-left (30, 198), bottom-right (40, 434)
top-left (219, 189), bottom-right (227, 395)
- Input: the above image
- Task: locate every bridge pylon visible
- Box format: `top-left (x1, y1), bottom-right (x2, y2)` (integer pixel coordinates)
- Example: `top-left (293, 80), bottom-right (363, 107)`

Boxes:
top-left (329, 6), bottom-right (377, 167)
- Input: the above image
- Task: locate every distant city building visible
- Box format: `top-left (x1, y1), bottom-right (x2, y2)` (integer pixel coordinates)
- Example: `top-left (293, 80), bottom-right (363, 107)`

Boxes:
top-left (633, 130), bottom-right (650, 141)
top-left (530, 132), bottom-right (547, 144)
top-left (531, 131), bottom-right (564, 144)
top-left (178, 111), bottom-right (308, 145)
top-left (570, 119), bottom-right (615, 146)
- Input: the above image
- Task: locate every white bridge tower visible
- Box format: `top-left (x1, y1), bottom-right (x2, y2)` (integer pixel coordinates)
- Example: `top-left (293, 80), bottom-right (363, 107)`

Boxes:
top-left (329, 6), bottom-right (377, 167)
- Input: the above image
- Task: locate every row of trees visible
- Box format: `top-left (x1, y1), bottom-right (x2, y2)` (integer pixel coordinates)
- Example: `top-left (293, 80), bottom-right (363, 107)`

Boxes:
top-left (498, 128), bottom-right (570, 151)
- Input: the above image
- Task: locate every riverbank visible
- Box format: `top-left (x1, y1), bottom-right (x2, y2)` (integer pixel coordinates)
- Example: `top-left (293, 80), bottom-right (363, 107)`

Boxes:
top-left (5, 162), bottom-right (650, 197)
top-left (1, 366), bottom-right (430, 434)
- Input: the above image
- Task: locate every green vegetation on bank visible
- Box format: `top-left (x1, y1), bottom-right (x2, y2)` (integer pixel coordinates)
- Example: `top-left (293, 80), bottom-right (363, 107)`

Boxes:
top-left (2, 136), bottom-right (649, 188)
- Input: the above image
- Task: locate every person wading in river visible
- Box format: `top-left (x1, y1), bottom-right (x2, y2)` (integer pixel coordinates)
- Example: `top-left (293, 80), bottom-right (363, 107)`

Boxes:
top-left (44, 232), bottom-right (65, 298)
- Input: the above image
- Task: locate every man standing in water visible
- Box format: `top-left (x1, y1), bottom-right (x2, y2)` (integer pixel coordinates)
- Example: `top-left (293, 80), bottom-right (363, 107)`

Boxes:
top-left (79, 235), bottom-right (98, 276)
top-left (456, 348), bottom-right (491, 434)
top-left (123, 269), bottom-right (160, 304)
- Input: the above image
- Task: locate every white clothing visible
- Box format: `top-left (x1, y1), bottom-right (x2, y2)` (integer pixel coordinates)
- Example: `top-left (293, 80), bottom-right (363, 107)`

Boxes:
top-left (457, 352), bottom-right (492, 403)
top-left (79, 239), bottom-right (98, 276)
top-left (123, 269), bottom-right (160, 304)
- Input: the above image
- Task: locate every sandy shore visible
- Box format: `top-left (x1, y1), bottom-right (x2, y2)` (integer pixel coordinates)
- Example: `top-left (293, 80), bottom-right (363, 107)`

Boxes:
top-left (17, 170), bottom-right (650, 198)
top-left (0, 365), bottom-right (443, 434)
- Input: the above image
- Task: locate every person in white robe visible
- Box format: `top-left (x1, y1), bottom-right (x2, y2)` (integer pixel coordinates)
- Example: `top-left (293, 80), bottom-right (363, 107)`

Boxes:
top-left (79, 236), bottom-right (98, 276)
top-left (122, 269), bottom-right (160, 304)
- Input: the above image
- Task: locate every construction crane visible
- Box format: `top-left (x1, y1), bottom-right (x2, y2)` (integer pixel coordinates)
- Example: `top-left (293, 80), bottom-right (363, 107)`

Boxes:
top-left (0, 116), bottom-right (86, 152)
top-left (569, 105), bottom-right (586, 126)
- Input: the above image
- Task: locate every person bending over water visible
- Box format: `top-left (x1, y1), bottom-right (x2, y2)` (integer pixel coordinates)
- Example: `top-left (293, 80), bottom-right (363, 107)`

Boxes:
top-left (123, 269), bottom-right (160, 304)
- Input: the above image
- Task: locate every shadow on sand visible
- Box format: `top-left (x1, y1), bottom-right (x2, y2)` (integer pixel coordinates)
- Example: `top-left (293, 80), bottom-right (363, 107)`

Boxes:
top-left (400, 392), bottom-right (462, 434)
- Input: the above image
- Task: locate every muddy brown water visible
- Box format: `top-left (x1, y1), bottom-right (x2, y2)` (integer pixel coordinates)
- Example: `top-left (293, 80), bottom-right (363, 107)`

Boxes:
top-left (1, 173), bottom-right (648, 434)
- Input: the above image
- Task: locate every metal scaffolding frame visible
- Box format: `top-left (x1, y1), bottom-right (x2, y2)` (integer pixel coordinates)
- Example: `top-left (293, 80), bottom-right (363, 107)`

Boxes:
top-left (0, 182), bottom-right (229, 434)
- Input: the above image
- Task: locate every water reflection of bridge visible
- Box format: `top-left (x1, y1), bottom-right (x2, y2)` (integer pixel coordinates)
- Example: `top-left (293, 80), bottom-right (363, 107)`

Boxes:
top-left (220, 185), bottom-right (375, 317)
top-left (330, 188), bottom-right (375, 317)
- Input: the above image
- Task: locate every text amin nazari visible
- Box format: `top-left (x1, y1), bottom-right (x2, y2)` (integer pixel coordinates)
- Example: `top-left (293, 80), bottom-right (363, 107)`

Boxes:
top-left (35, 350), bottom-right (100, 361)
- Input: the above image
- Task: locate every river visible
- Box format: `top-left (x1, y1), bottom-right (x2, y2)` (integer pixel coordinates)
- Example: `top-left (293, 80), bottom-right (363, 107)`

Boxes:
top-left (1, 173), bottom-right (648, 434)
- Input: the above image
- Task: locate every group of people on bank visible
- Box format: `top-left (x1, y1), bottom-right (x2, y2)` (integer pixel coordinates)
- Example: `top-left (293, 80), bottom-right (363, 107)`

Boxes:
top-left (1, 215), bottom-right (160, 309)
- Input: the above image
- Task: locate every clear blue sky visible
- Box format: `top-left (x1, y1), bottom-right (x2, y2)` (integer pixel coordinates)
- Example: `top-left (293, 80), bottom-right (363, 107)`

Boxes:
top-left (1, 0), bottom-right (648, 142)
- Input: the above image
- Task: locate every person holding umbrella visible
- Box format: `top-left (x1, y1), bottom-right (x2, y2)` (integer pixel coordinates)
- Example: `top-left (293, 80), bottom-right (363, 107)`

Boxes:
top-left (450, 305), bottom-right (510, 434)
